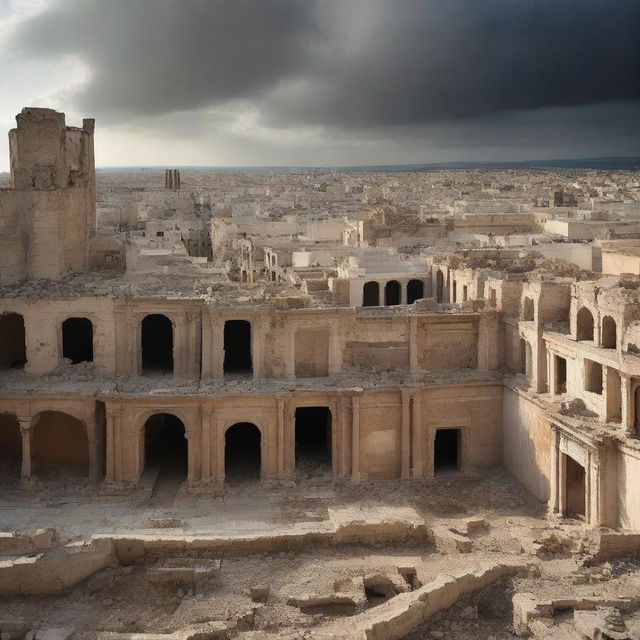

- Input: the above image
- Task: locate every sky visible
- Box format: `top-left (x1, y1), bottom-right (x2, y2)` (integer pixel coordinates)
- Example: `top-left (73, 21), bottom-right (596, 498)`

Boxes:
top-left (0, 0), bottom-right (639, 170)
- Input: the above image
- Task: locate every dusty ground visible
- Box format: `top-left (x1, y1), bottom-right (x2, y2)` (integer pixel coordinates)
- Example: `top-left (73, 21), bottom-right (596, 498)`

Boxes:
top-left (2, 468), bottom-right (637, 638)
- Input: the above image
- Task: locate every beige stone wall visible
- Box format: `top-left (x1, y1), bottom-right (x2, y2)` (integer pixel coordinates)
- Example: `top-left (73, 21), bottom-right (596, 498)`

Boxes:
top-left (616, 445), bottom-right (640, 529)
top-left (502, 387), bottom-right (552, 501)
top-left (0, 297), bottom-right (116, 375)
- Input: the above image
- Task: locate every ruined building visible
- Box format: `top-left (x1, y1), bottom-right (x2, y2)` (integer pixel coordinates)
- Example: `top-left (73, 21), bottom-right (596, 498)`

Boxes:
top-left (1, 108), bottom-right (639, 535)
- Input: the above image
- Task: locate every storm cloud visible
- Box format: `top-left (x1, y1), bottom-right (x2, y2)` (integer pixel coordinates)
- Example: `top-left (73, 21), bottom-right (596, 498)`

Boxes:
top-left (2, 0), bottom-right (639, 166)
top-left (9, 0), bottom-right (640, 129)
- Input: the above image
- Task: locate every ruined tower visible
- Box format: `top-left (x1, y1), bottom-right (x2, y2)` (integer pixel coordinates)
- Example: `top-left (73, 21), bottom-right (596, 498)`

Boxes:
top-left (0, 107), bottom-right (95, 284)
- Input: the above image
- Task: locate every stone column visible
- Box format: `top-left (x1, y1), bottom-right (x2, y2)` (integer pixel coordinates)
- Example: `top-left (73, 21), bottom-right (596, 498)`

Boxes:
top-left (401, 281), bottom-right (408, 305)
top-left (328, 322), bottom-right (341, 375)
top-left (400, 390), bottom-right (411, 479)
top-left (252, 317), bottom-right (263, 380)
top-left (339, 397), bottom-right (352, 477)
top-left (549, 428), bottom-right (560, 515)
top-left (201, 407), bottom-right (213, 480)
top-left (186, 427), bottom-right (200, 482)
top-left (548, 351), bottom-right (556, 397)
top-left (351, 396), bottom-right (361, 481)
top-left (105, 406), bottom-right (117, 481)
top-left (211, 316), bottom-right (224, 380)
top-left (378, 282), bottom-right (385, 307)
top-left (411, 395), bottom-right (423, 478)
top-left (276, 397), bottom-right (286, 476)
top-left (214, 417), bottom-right (225, 487)
top-left (409, 317), bottom-right (419, 373)
top-left (201, 310), bottom-right (213, 379)
top-left (129, 315), bottom-right (140, 375)
top-left (621, 376), bottom-right (634, 436)
top-left (18, 417), bottom-right (32, 480)
top-left (286, 321), bottom-right (296, 379)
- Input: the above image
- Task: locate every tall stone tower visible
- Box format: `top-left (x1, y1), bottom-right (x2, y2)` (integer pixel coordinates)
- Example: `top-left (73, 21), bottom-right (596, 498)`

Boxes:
top-left (0, 107), bottom-right (95, 284)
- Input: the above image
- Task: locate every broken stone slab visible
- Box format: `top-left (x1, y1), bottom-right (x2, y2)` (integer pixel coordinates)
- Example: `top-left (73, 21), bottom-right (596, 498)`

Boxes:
top-left (431, 525), bottom-right (472, 554)
top-left (574, 608), bottom-right (631, 640)
top-left (147, 558), bottom-right (221, 585)
top-left (97, 621), bottom-right (231, 640)
top-left (0, 528), bottom-right (56, 556)
top-left (30, 628), bottom-right (75, 640)
top-left (0, 539), bottom-right (115, 596)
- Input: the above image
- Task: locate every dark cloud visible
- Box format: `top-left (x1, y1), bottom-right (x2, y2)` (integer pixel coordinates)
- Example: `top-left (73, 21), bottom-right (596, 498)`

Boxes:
top-left (10, 0), bottom-right (317, 120)
top-left (8, 0), bottom-right (640, 132)
top-left (264, 0), bottom-right (640, 128)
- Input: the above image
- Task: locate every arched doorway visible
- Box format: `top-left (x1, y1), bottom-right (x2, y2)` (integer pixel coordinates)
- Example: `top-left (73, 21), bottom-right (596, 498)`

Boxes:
top-left (225, 422), bottom-right (261, 483)
top-left (224, 320), bottom-right (252, 375)
top-left (62, 317), bottom-right (94, 364)
top-left (435, 270), bottom-right (444, 303)
top-left (601, 316), bottom-right (617, 349)
top-left (385, 280), bottom-right (400, 306)
top-left (295, 407), bottom-right (332, 477)
top-left (143, 413), bottom-right (187, 483)
top-left (363, 281), bottom-right (379, 307)
top-left (32, 411), bottom-right (89, 478)
top-left (576, 307), bottom-right (594, 341)
top-left (0, 312), bottom-right (26, 369)
top-left (141, 314), bottom-right (173, 374)
top-left (0, 414), bottom-right (21, 480)
top-left (407, 279), bottom-right (424, 304)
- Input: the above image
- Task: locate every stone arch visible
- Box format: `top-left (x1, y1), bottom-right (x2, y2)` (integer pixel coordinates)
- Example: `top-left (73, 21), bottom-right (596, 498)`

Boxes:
top-left (141, 313), bottom-right (173, 374)
top-left (576, 307), bottom-right (595, 341)
top-left (363, 281), bottom-right (380, 307)
top-left (143, 413), bottom-right (188, 480)
top-left (385, 280), bottom-right (401, 306)
top-left (601, 315), bottom-right (617, 349)
top-left (0, 413), bottom-right (21, 479)
top-left (407, 279), bottom-right (424, 304)
top-left (31, 411), bottom-right (89, 477)
top-left (62, 317), bottom-right (94, 364)
top-left (224, 422), bottom-right (261, 482)
top-left (0, 312), bottom-right (26, 369)
top-left (522, 297), bottom-right (535, 321)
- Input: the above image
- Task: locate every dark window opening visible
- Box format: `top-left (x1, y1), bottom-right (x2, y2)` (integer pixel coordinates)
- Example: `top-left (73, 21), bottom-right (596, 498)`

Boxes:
top-left (577, 307), bottom-right (594, 341)
top-left (452, 281), bottom-right (457, 302)
top-left (407, 279), bottom-right (424, 304)
top-left (434, 428), bottom-right (460, 476)
top-left (225, 422), bottom-right (261, 482)
top-left (224, 320), bottom-right (252, 374)
top-left (0, 313), bottom-right (26, 369)
top-left (584, 359), bottom-right (603, 394)
top-left (462, 285), bottom-right (468, 302)
top-left (141, 314), bottom-right (173, 375)
top-left (489, 289), bottom-right (497, 307)
top-left (435, 270), bottom-right (444, 303)
top-left (565, 455), bottom-right (586, 518)
top-left (62, 317), bottom-right (93, 364)
top-left (295, 406), bottom-right (332, 474)
top-left (144, 413), bottom-right (187, 479)
top-left (0, 414), bottom-right (21, 479)
top-left (385, 280), bottom-right (400, 306)
top-left (363, 281), bottom-right (379, 307)
top-left (555, 355), bottom-right (567, 393)
top-left (602, 316), bottom-right (617, 349)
